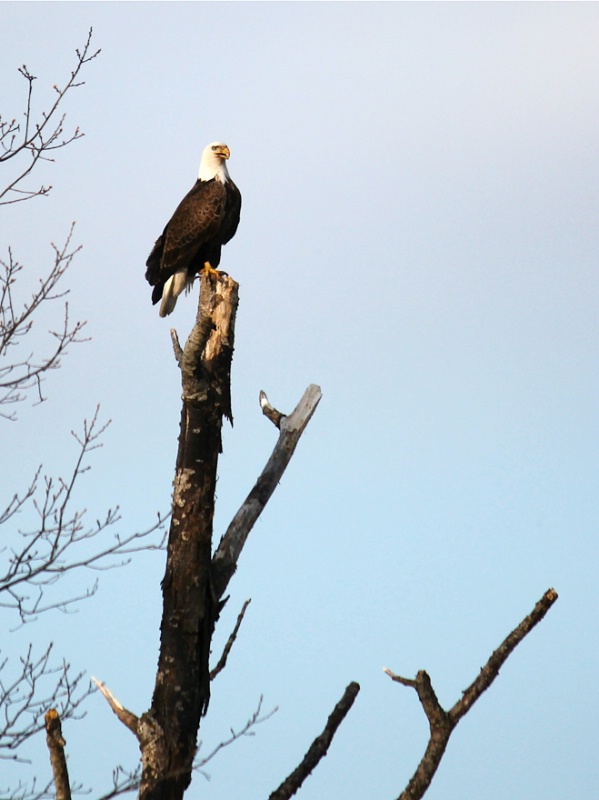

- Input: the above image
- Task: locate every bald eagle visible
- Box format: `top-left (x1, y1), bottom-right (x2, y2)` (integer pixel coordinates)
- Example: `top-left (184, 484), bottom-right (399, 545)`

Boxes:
top-left (145, 142), bottom-right (242, 317)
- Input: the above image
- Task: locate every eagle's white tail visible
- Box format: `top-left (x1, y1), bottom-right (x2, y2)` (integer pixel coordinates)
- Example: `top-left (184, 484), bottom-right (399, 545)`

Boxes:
top-left (159, 270), bottom-right (189, 317)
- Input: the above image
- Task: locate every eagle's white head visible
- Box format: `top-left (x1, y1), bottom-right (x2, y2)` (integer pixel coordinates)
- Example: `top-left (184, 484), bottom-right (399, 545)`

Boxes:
top-left (198, 141), bottom-right (231, 183)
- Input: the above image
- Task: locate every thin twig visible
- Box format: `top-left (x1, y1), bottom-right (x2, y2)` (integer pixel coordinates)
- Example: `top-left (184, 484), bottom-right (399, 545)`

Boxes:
top-left (0, 408), bottom-right (167, 623)
top-left (0, 224), bottom-right (88, 416)
top-left (0, 28), bottom-right (100, 205)
top-left (195, 695), bottom-right (277, 773)
top-left (0, 643), bottom-right (92, 757)
top-left (210, 599), bottom-right (251, 680)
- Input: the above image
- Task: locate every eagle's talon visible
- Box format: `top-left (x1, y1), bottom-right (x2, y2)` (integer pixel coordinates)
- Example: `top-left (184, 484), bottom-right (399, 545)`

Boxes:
top-left (200, 262), bottom-right (223, 281)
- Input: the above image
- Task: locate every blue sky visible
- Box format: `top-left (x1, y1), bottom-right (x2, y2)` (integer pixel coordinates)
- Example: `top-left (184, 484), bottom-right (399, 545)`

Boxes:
top-left (1, 2), bottom-right (598, 798)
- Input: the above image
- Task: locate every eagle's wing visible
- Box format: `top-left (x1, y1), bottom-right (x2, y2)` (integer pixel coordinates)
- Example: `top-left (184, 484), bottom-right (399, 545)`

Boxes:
top-left (145, 227), bottom-right (167, 286)
top-left (219, 180), bottom-right (242, 245)
top-left (145, 180), bottom-right (227, 287)
top-left (160, 180), bottom-right (227, 273)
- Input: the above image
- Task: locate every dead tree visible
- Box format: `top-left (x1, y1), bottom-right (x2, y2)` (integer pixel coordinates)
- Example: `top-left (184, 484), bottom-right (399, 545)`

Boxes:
top-left (89, 272), bottom-right (558, 800)
top-left (93, 272), bottom-right (323, 799)
top-left (141, 274), bottom-right (242, 798)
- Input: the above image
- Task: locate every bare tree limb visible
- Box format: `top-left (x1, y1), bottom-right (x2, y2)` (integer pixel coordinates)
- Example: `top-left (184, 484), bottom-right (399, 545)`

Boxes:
top-left (92, 677), bottom-right (139, 736)
top-left (212, 384), bottom-right (322, 600)
top-left (0, 777), bottom-right (56, 800)
top-left (0, 407), bottom-right (168, 623)
top-left (94, 765), bottom-right (141, 800)
top-left (449, 587), bottom-right (559, 723)
top-left (195, 695), bottom-right (277, 776)
top-left (0, 225), bottom-right (88, 417)
top-left (259, 390), bottom-right (284, 429)
top-left (0, 643), bottom-right (91, 757)
top-left (268, 682), bottom-right (360, 800)
top-left (0, 28), bottom-right (100, 206)
top-left (44, 709), bottom-right (71, 800)
top-left (210, 598), bottom-right (251, 681)
top-left (384, 587), bottom-right (559, 800)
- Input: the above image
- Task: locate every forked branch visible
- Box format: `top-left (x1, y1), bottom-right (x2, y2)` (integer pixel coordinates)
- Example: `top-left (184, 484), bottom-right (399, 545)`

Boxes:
top-left (0, 643), bottom-right (91, 761)
top-left (0, 28), bottom-right (100, 205)
top-left (384, 588), bottom-right (559, 800)
top-left (212, 384), bottom-right (322, 600)
top-left (0, 224), bottom-right (88, 417)
top-left (0, 407), bottom-right (167, 623)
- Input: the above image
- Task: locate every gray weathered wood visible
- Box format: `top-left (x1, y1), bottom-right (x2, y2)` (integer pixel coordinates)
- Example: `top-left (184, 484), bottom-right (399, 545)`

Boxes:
top-left (212, 384), bottom-right (322, 599)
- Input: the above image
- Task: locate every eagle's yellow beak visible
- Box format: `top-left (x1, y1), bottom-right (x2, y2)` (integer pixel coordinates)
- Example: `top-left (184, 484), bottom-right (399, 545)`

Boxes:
top-left (220, 146), bottom-right (230, 160)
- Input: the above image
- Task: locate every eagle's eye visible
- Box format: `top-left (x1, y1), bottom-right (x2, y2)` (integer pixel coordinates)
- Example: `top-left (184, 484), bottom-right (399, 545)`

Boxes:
top-left (211, 145), bottom-right (218, 151)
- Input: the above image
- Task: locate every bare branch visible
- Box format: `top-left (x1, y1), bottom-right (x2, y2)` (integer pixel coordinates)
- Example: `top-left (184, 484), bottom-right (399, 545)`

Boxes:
top-left (92, 677), bottom-right (139, 736)
top-left (0, 225), bottom-right (88, 417)
top-left (0, 467), bottom-right (40, 527)
top-left (212, 384), bottom-right (322, 601)
top-left (0, 408), bottom-right (168, 623)
top-left (210, 598), bottom-right (251, 680)
top-left (0, 28), bottom-right (100, 205)
top-left (384, 588), bottom-right (559, 800)
top-left (268, 682), bottom-right (360, 800)
top-left (0, 643), bottom-right (92, 756)
top-left (94, 766), bottom-right (141, 800)
top-left (259, 390), bottom-right (284, 429)
top-left (195, 696), bottom-right (277, 777)
top-left (0, 776), bottom-right (56, 800)
top-left (449, 587), bottom-right (559, 723)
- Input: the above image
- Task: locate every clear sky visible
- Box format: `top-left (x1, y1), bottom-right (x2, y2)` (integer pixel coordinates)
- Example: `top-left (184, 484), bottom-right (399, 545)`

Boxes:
top-left (1, 2), bottom-right (598, 799)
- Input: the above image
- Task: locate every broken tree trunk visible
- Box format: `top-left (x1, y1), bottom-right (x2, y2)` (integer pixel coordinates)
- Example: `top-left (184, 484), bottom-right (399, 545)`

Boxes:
top-left (45, 709), bottom-right (71, 800)
top-left (139, 273), bottom-right (238, 800)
